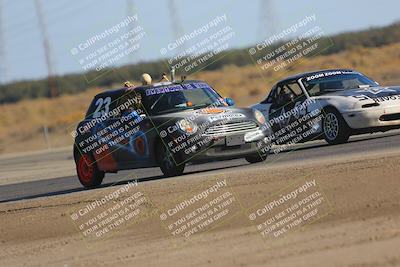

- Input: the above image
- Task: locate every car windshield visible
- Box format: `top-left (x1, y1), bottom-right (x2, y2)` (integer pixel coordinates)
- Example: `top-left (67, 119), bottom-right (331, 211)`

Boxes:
top-left (142, 83), bottom-right (225, 115)
top-left (301, 72), bottom-right (378, 96)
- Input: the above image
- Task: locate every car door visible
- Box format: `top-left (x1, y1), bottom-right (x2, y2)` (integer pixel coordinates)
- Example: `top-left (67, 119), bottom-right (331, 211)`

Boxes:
top-left (268, 81), bottom-right (308, 135)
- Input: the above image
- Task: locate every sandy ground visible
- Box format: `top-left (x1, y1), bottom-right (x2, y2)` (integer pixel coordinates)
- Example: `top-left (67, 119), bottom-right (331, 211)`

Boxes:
top-left (1, 151), bottom-right (400, 267)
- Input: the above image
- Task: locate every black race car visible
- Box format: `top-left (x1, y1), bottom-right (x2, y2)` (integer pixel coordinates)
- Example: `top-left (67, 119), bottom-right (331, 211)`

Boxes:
top-left (73, 80), bottom-right (271, 188)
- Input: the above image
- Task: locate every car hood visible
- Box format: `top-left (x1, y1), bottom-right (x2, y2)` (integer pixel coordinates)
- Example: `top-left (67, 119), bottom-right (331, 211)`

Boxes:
top-left (323, 86), bottom-right (400, 99)
top-left (151, 106), bottom-right (257, 125)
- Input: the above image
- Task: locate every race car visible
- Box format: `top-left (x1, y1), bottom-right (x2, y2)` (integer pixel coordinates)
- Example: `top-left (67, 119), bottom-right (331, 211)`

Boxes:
top-left (252, 69), bottom-right (400, 146)
top-left (74, 79), bottom-right (271, 188)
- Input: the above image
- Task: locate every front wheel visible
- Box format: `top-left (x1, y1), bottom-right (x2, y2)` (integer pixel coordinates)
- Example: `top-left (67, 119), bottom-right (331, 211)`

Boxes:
top-left (157, 144), bottom-right (185, 177)
top-left (76, 154), bottom-right (104, 189)
top-left (322, 108), bottom-right (351, 145)
top-left (245, 153), bottom-right (268, 164)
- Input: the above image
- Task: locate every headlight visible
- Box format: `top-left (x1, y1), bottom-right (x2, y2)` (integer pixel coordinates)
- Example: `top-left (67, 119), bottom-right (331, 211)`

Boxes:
top-left (254, 109), bottom-right (266, 125)
top-left (177, 119), bottom-right (198, 134)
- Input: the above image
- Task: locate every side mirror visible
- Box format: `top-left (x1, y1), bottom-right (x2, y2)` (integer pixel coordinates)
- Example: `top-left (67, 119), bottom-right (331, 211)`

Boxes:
top-left (288, 93), bottom-right (296, 103)
top-left (225, 97), bottom-right (235, 106)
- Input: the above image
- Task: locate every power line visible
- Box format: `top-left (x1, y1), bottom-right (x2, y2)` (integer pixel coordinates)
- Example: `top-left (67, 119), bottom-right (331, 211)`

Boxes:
top-left (3, 0), bottom-right (98, 42)
top-left (1, 0), bottom-right (66, 35)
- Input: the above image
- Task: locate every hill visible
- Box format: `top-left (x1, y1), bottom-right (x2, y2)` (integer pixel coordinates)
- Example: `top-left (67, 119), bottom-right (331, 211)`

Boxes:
top-left (1, 42), bottom-right (400, 154)
top-left (1, 22), bottom-right (400, 104)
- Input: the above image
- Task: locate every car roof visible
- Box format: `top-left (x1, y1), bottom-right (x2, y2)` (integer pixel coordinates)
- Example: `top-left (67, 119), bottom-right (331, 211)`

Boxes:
top-left (276, 69), bottom-right (355, 84)
top-left (93, 80), bottom-right (207, 99)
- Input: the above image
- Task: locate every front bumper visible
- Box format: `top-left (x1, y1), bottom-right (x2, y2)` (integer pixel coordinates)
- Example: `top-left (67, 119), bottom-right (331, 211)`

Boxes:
top-left (190, 139), bottom-right (270, 162)
top-left (178, 127), bottom-right (271, 163)
top-left (343, 106), bottom-right (400, 129)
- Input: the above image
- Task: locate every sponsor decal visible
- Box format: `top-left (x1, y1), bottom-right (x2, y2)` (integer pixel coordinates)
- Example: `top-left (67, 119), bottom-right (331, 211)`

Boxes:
top-left (197, 108), bottom-right (225, 114)
top-left (305, 70), bottom-right (354, 81)
top-left (374, 95), bottom-right (400, 103)
top-left (208, 113), bottom-right (245, 122)
top-left (145, 82), bottom-right (212, 96)
top-left (353, 87), bottom-right (400, 101)
top-left (355, 87), bottom-right (397, 95)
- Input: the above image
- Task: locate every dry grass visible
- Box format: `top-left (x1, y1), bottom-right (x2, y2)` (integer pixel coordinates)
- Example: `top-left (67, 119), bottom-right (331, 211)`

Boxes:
top-left (1, 43), bottom-right (400, 154)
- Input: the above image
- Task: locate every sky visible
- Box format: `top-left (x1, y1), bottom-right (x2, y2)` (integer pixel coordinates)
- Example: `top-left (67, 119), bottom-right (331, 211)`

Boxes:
top-left (0, 0), bottom-right (399, 83)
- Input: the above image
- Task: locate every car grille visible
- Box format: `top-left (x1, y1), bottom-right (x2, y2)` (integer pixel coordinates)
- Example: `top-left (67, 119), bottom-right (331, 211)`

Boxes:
top-left (203, 121), bottom-right (259, 136)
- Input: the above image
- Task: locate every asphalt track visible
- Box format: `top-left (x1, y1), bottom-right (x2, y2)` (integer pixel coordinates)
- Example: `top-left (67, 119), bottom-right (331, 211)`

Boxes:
top-left (1, 130), bottom-right (400, 203)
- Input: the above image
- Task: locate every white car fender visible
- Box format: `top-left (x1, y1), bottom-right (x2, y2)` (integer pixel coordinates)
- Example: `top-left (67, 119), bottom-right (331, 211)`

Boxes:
top-left (311, 96), bottom-right (359, 114)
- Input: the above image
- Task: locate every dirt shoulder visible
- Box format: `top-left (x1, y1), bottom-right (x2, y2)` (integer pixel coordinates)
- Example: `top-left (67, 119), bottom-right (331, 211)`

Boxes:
top-left (1, 153), bottom-right (400, 267)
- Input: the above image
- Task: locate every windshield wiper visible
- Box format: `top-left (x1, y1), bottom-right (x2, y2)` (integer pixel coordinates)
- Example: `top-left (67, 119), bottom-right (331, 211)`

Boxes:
top-left (150, 94), bottom-right (165, 110)
top-left (155, 107), bottom-right (194, 115)
top-left (324, 89), bottom-right (345, 92)
top-left (191, 103), bottom-right (216, 110)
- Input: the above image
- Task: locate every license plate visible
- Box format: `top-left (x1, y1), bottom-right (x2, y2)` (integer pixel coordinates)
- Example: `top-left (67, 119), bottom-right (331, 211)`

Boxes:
top-left (226, 135), bottom-right (245, 146)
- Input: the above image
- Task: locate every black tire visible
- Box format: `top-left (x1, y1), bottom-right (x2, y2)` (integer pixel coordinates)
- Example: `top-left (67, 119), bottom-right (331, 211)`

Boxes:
top-left (245, 153), bottom-right (268, 164)
top-left (76, 153), bottom-right (104, 189)
top-left (157, 144), bottom-right (185, 177)
top-left (322, 107), bottom-right (351, 145)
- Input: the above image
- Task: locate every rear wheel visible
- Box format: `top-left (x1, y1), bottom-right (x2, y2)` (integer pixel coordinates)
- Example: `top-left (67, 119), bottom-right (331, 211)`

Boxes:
top-left (157, 144), bottom-right (185, 177)
top-left (76, 153), bottom-right (104, 189)
top-left (322, 108), bottom-right (351, 145)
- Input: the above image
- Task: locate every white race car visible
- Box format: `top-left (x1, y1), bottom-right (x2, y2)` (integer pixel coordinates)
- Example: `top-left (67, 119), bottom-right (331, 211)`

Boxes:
top-left (252, 69), bottom-right (400, 145)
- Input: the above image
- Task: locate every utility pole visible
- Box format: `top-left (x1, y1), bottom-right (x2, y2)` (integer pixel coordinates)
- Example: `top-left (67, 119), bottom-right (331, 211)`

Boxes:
top-left (168, 0), bottom-right (186, 54)
top-left (258, 0), bottom-right (278, 41)
top-left (34, 0), bottom-right (58, 98)
top-left (126, 0), bottom-right (140, 64)
top-left (0, 0), bottom-right (7, 84)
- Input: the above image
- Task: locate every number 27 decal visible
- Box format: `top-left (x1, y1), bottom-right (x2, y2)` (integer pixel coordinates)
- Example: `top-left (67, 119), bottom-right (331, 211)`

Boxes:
top-left (93, 97), bottom-right (111, 118)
